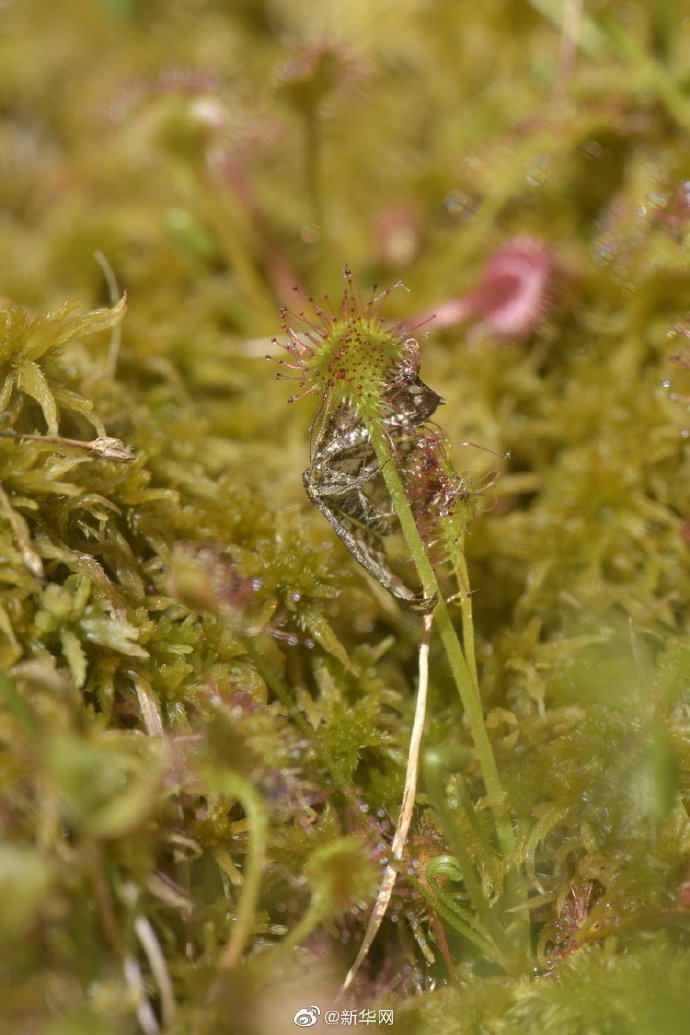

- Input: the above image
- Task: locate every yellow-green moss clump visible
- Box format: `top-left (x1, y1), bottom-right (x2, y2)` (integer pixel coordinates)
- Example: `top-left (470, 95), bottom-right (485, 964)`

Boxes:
top-left (2, 2), bottom-right (690, 1034)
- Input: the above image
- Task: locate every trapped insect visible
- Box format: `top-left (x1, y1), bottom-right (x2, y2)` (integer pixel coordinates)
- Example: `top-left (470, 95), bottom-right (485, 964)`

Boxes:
top-left (302, 372), bottom-right (443, 611)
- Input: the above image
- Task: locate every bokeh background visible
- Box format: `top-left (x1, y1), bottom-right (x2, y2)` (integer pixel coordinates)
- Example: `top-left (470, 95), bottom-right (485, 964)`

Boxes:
top-left (3, 2), bottom-right (690, 1033)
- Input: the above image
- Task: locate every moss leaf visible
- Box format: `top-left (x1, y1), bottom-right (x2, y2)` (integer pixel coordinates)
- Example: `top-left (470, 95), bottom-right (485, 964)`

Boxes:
top-left (16, 358), bottom-right (59, 434)
top-left (80, 613), bottom-right (149, 657)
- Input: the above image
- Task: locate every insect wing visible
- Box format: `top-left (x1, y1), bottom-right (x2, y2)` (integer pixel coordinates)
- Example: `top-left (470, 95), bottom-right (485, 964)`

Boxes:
top-left (383, 375), bottom-right (443, 429)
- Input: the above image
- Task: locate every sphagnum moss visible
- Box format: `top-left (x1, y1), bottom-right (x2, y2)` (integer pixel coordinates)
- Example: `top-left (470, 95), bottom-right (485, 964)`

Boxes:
top-left (3, 2), bottom-right (690, 1033)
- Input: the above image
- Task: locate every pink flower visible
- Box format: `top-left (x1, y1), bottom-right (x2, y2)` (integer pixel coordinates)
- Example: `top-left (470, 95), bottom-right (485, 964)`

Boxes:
top-left (414, 236), bottom-right (554, 340)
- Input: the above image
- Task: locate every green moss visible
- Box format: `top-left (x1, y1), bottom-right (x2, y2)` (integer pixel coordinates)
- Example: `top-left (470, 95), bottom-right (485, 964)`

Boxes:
top-left (2, 1), bottom-right (690, 1032)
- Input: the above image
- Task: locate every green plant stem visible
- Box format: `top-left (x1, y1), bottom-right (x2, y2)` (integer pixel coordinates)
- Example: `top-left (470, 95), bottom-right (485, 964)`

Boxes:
top-left (193, 774), bottom-right (267, 1034)
top-left (367, 419), bottom-right (514, 858)
top-left (453, 540), bottom-right (479, 690)
top-left (210, 772), bottom-right (267, 970)
top-left (280, 896), bottom-right (327, 953)
top-left (413, 874), bottom-right (501, 963)
top-left (423, 758), bottom-right (514, 969)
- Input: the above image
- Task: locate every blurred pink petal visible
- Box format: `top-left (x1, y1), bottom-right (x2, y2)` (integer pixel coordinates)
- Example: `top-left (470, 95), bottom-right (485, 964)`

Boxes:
top-left (414, 236), bottom-right (554, 339)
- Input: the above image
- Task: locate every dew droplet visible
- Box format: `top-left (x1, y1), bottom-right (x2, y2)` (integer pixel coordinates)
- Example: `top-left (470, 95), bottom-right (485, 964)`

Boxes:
top-left (443, 190), bottom-right (475, 218)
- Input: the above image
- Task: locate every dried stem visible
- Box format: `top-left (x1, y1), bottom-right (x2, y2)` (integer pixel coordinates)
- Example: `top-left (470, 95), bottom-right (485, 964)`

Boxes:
top-left (340, 611), bottom-right (434, 995)
top-left (0, 429), bottom-right (135, 461)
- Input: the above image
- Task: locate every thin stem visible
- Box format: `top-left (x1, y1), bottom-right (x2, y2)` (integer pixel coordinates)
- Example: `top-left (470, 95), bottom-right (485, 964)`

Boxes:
top-left (0, 429), bottom-right (134, 462)
top-left (452, 537), bottom-right (479, 691)
top-left (340, 612), bottom-right (434, 995)
top-left (413, 874), bottom-right (499, 961)
top-left (190, 775), bottom-right (268, 1034)
top-left (211, 773), bottom-right (267, 971)
top-left (424, 762), bottom-right (514, 968)
top-left (94, 250), bottom-right (123, 378)
top-left (199, 172), bottom-right (278, 321)
top-left (366, 419), bottom-right (513, 857)
top-left (279, 896), bottom-right (327, 953)
top-left (134, 909), bottom-right (176, 1027)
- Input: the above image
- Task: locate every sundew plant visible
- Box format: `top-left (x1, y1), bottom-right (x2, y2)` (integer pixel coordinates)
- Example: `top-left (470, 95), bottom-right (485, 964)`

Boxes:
top-left (2, 2), bottom-right (690, 1034)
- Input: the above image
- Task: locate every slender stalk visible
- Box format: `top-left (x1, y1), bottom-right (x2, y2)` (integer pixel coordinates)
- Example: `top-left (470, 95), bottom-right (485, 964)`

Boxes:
top-left (553, 0), bottom-right (583, 103)
top-left (211, 773), bottom-right (267, 971)
top-left (134, 909), bottom-right (176, 1027)
top-left (413, 875), bottom-right (499, 961)
top-left (93, 250), bottom-right (123, 378)
top-left (452, 538), bottom-right (479, 690)
top-left (424, 760), bottom-right (514, 968)
top-left (193, 775), bottom-right (267, 1035)
top-left (340, 612), bottom-right (434, 995)
top-left (279, 896), bottom-right (327, 953)
top-left (366, 419), bottom-right (514, 857)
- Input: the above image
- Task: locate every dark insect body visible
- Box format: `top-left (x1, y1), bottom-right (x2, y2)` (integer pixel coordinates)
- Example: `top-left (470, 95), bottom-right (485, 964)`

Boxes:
top-left (302, 374), bottom-right (443, 612)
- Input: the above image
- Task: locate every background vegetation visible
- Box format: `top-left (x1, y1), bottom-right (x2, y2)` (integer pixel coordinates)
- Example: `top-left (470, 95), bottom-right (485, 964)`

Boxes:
top-left (2, 1), bottom-right (690, 1032)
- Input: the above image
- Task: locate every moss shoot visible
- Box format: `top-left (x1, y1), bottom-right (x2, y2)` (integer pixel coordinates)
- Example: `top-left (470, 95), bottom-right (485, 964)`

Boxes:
top-left (2, 3), bottom-right (690, 1035)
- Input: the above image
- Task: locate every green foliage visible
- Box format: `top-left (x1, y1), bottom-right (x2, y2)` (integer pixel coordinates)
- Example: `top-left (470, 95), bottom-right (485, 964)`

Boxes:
top-left (2, 1), bottom-right (690, 1033)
